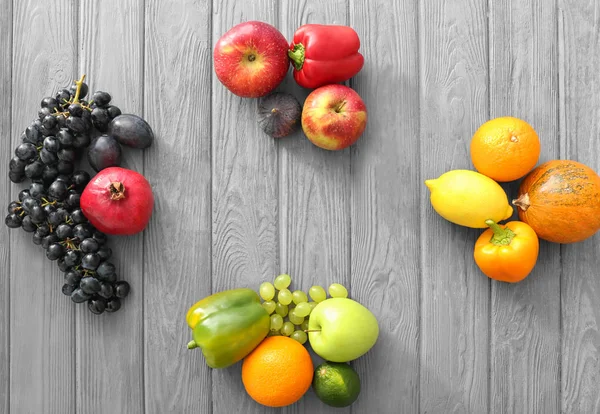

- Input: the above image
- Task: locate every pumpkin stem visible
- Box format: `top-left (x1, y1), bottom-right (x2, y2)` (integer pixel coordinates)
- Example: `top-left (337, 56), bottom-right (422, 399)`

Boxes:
top-left (513, 193), bottom-right (530, 211)
top-left (486, 219), bottom-right (515, 246)
top-left (109, 182), bottom-right (126, 200)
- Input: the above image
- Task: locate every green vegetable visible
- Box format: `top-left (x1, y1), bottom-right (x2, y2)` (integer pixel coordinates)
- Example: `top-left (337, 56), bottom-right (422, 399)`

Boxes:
top-left (186, 288), bottom-right (270, 369)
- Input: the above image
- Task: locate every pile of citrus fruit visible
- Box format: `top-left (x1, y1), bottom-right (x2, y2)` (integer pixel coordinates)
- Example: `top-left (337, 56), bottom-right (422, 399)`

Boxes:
top-left (426, 116), bottom-right (600, 283)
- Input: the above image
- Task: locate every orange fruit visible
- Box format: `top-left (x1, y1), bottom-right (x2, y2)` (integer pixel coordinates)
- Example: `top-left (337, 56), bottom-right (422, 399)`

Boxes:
top-left (470, 116), bottom-right (541, 182)
top-left (241, 336), bottom-right (313, 407)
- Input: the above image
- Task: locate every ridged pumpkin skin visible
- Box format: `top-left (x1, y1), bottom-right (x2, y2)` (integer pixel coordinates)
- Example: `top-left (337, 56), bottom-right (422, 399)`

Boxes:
top-left (514, 160), bottom-right (600, 243)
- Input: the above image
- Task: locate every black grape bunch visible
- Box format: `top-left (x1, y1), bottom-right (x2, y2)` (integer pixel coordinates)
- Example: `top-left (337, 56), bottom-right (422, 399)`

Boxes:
top-left (5, 75), bottom-right (130, 315)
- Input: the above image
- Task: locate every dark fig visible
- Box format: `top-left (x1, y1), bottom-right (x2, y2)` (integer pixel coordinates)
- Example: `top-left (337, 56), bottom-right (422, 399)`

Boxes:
top-left (108, 114), bottom-right (154, 149)
top-left (87, 135), bottom-right (122, 172)
top-left (257, 92), bottom-right (302, 138)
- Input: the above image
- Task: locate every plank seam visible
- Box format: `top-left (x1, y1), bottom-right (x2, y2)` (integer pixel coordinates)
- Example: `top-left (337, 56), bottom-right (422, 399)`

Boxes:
top-left (556, 0), bottom-right (563, 411)
top-left (7, 0), bottom-right (13, 412)
top-left (209, 0), bottom-right (214, 412)
top-left (416, 0), bottom-right (423, 411)
top-left (73, 1), bottom-right (80, 412)
top-left (486, 0), bottom-right (492, 412)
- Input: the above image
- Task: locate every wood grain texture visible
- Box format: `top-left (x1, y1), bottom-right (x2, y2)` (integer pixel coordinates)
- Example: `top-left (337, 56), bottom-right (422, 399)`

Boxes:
top-left (488, 1), bottom-right (561, 413)
top-left (349, 0), bottom-right (420, 412)
top-left (0, 0), bottom-right (12, 412)
top-left (558, 1), bottom-right (600, 412)
top-left (419, 0), bottom-right (490, 412)
top-left (9, 1), bottom-right (76, 413)
top-left (211, 1), bottom-right (279, 412)
top-left (143, 0), bottom-right (212, 412)
top-left (278, 0), bottom-right (350, 411)
top-left (77, 1), bottom-right (144, 412)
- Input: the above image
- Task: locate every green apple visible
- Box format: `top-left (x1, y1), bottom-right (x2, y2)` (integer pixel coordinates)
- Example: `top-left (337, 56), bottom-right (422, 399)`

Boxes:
top-left (308, 298), bottom-right (379, 362)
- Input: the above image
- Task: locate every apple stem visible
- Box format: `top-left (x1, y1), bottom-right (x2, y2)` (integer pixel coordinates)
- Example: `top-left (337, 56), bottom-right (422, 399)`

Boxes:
top-left (304, 329), bottom-right (321, 333)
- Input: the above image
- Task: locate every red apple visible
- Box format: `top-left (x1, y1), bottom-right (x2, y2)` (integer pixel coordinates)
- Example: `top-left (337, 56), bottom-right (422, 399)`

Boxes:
top-left (213, 21), bottom-right (289, 98)
top-left (301, 84), bottom-right (367, 150)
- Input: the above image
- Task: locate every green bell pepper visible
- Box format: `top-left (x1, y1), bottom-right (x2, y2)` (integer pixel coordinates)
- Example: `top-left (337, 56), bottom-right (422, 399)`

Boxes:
top-left (186, 288), bottom-right (270, 369)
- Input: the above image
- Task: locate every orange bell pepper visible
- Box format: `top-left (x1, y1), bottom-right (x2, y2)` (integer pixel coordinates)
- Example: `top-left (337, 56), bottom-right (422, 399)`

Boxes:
top-left (474, 219), bottom-right (539, 283)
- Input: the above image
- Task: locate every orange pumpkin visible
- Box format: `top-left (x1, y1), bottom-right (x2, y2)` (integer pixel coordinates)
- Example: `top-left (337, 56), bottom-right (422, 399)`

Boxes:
top-left (513, 160), bottom-right (600, 244)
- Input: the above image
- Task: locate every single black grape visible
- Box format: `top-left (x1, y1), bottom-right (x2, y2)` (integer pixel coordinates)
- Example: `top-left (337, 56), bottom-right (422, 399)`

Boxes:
top-left (41, 234), bottom-right (59, 250)
top-left (68, 103), bottom-right (83, 117)
top-left (57, 160), bottom-right (74, 175)
top-left (65, 269), bottom-right (83, 286)
top-left (42, 115), bottom-right (57, 129)
top-left (69, 82), bottom-right (89, 99)
top-left (91, 107), bottom-right (110, 132)
top-left (106, 105), bottom-right (121, 119)
top-left (5, 213), bottom-right (22, 228)
top-left (18, 189), bottom-right (30, 201)
top-left (36, 222), bottom-right (50, 237)
top-left (88, 297), bottom-right (106, 315)
top-left (71, 170), bottom-right (90, 191)
top-left (24, 161), bottom-right (44, 179)
top-left (93, 232), bottom-right (107, 245)
top-left (7, 201), bottom-right (20, 214)
top-left (80, 277), bottom-right (101, 294)
top-left (108, 114), bottom-right (154, 149)
top-left (55, 114), bottom-right (67, 128)
top-left (80, 238), bottom-right (99, 253)
top-left (57, 257), bottom-right (70, 272)
top-left (9, 156), bottom-right (27, 174)
top-left (39, 148), bottom-right (58, 165)
top-left (56, 88), bottom-right (72, 104)
top-left (66, 116), bottom-right (87, 133)
top-left (62, 284), bottom-right (76, 296)
top-left (15, 143), bottom-right (38, 161)
top-left (21, 197), bottom-right (39, 213)
top-left (42, 165), bottom-right (59, 184)
top-left (70, 209), bottom-right (87, 224)
top-left (96, 261), bottom-right (116, 280)
top-left (41, 96), bottom-right (59, 109)
top-left (8, 171), bottom-right (25, 183)
top-left (91, 91), bottom-right (111, 107)
top-left (32, 232), bottom-right (43, 245)
top-left (21, 216), bottom-right (36, 233)
top-left (24, 124), bottom-right (42, 144)
top-left (56, 128), bottom-right (74, 147)
top-left (114, 281), bottom-right (130, 299)
top-left (57, 148), bottom-right (76, 163)
top-left (29, 183), bottom-right (45, 200)
top-left (55, 175), bottom-right (71, 184)
top-left (70, 288), bottom-right (91, 303)
top-left (81, 253), bottom-right (101, 270)
top-left (38, 107), bottom-right (53, 121)
top-left (63, 250), bottom-right (80, 267)
top-left (46, 243), bottom-right (65, 260)
top-left (65, 191), bottom-right (80, 209)
top-left (43, 136), bottom-right (61, 153)
top-left (48, 180), bottom-right (69, 201)
top-left (56, 223), bottom-right (74, 240)
top-left (98, 282), bottom-right (114, 299)
top-left (48, 211), bottom-right (63, 227)
top-left (29, 206), bottom-right (46, 224)
top-left (105, 297), bottom-right (121, 312)
top-left (42, 204), bottom-right (56, 217)
top-left (87, 135), bottom-right (122, 172)
top-left (39, 124), bottom-right (58, 138)
top-left (73, 133), bottom-right (91, 149)
top-left (74, 223), bottom-right (93, 240)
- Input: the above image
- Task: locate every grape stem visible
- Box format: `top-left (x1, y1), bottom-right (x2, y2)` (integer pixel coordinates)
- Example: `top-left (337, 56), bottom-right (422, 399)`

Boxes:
top-left (72, 74), bottom-right (86, 104)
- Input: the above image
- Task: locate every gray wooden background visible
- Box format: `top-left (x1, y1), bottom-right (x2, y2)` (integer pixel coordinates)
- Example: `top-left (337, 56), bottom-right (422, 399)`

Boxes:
top-left (1, 0), bottom-right (599, 413)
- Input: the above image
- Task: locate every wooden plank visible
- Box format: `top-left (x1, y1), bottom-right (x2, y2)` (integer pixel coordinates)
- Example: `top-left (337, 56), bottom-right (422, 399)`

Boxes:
top-left (278, 0), bottom-right (350, 411)
top-left (9, 1), bottom-right (76, 413)
top-left (419, 0), bottom-right (490, 412)
top-left (348, 0), bottom-right (420, 412)
top-left (211, 1), bottom-right (279, 412)
top-left (76, 1), bottom-right (144, 412)
top-left (143, 0), bottom-right (212, 412)
top-left (488, 1), bottom-right (561, 413)
top-left (0, 0), bottom-right (12, 412)
top-left (558, 1), bottom-right (600, 412)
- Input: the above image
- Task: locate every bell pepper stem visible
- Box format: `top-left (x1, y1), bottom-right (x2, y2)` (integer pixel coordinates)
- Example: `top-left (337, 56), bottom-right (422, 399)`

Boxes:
top-left (187, 340), bottom-right (199, 350)
top-left (486, 219), bottom-right (516, 246)
top-left (288, 44), bottom-right (306, 71)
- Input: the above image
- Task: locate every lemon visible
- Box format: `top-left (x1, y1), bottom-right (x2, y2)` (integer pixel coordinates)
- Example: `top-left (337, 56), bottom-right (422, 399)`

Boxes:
top-left (425, 169), bottom-right (513, 228)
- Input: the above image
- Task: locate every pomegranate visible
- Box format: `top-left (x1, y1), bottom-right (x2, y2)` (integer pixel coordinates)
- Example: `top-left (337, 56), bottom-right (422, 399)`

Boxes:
top-left (81, 167), bottom-right (153, 235)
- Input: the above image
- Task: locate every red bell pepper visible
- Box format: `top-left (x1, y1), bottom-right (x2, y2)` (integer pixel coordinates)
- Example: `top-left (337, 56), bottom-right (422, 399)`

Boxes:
top-left (288, 24), bottom-right (364, 89)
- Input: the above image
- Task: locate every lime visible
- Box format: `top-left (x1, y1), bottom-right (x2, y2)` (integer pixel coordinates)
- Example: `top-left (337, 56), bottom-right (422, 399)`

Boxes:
top-left (312, 361), bottom-right (361, 407)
